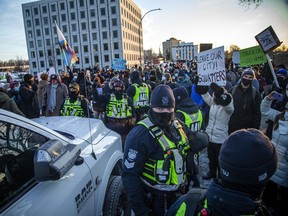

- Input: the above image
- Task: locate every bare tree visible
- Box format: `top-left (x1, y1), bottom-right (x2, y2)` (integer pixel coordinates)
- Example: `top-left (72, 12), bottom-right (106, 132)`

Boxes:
top-left (239, 0), bottom-right (263, 9)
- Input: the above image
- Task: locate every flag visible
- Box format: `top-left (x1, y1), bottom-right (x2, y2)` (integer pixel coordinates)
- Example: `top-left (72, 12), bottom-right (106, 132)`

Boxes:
top-left (55, 21), bottom-right (78, 67)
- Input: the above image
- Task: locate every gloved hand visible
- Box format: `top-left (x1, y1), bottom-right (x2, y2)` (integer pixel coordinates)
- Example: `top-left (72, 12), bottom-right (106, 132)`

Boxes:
top-left (194, 75), bottom-right (209, 95)
top-left (210, 82), bottom-right (224, 97)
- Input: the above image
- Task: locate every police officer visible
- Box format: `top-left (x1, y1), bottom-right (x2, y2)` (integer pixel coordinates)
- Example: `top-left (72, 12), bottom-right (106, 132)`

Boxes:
top-left (167, 129), bottom-right (278, 216)
top-left (122, 84), bottom-right (208, 216)
top-left (61, 82), bottom-right (92, 117)
top-left (173, 86), bottom-right (204, 188)
top-left (126, 71), bottom-right (151, 122)
top-left (93, 80), bottom-right (135, 145)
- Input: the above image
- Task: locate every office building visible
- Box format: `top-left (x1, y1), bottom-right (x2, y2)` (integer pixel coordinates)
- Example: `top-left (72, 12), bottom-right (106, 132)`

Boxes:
top-left (22, 0), bottom-right (143, 74)
top-left (162, 37), bottom-right (181, 61)
top-left (171, 42), bottom-right (198, 62)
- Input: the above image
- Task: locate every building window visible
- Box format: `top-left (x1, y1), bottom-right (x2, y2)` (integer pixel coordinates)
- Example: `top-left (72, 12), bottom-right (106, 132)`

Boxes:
top-left (31, 51), bottom-right (35, 58)
top-left (51, 4), bottom-right (56, 12)
top-left (113, 30), bottom-right (118, 38)
top-left (112, 18), bottom-right (117, 26)
top-left (81, 23), bottom-right (86, 30)
top-left (35, 18), bottom-right (40, 26)
top-left (36, 29), bottom-right (41, 37)
top-left (60, 2), bottom-right (65, 10)
top-left (61, 14), bottom-right (66, 22)
top-left (69, 1), bottom-right (74, 9)
top-left (91, 21), bottom-right (96, 29)
top-left (94, 55), bottom-right (99, 62)
top-left (40, 61), bottom-right (45, 67)
top-left (114, 42), bottom-right (119, 50)
top-left (52, 15), bottom-right (57, 24)
top-left (43, 17), bottom-right (48, 25)
top-left (47, 49), bottom-right (52, 56)
top-left (74, 46), bottom-right (79, 53)
top-left (102, 31), bottom-right (107, 39)
top-left (71, 12), bottom-right (76, 20)
top-left (27, 20), bottom-right (31, 27)
top-left (80, 11), bottom-right (85, 19)
top-left (32, 62), bottom-right (37, 68)
top-left (38, 40), bottom-right (42, 47)
top-left (39, 50), bottom-right (44, 57)
top-left (93, 44), bottom-right (98, 52)
top-left (25, 9), bottom-right (30, 17)
top-left (42, 6), bottom-right (47, 13)
top-left (29, 41), bottom-right (34, 48)
top-left (56, 49), bottom-right (60, 55)
top-left (100, 8), bottom-right (106, 16)
top-left (85, 57), bottom-right (89, 64)
top-left (104, 55), bottom-right (109, 62)
top-left (79, 0), bottom-right (84, 7)
top-left (58, 59), bottom-right (62, 66)
top-left (111, 0), bottom-right (116, 2)
top-left (101, 20), bottom-right (107, 28)
top-left (111, 6), bottom-right (116, 14)
top-left (71, 23), bottom-right (77, 31)
top-left (90, 9), bottom-right (95, 17)
top-left (100, 0), bottom-right (105, 4)
top-left (62, 25), bottom-right (67, 33)
top-left (28, 31), bottom-right (32, 38)
top-left (33, 7), bottom-right (38, 15)
top-left (90, 0), bottom-right (94, 5)
top-left (45, 28), bottom-right (49, 35)
top-left (83, 45), bottom-right (88, 52)
top-left (72, 35), bottom-right (78, 43)
top-left (92, 33), bottom-right (97, 41)
top-left (103, 43), bottom-right (108, 51)
top-left (82, 34), bottom-right (87, 42)
top-left (46, 39), bottom-right (50, 46)
top-left (115, 54), bottom-right (119, 58)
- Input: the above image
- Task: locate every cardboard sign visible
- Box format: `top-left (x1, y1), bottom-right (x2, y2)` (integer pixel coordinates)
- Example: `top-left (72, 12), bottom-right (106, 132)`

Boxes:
top-left (112, 58), bottom-right (126, 70)
top-left (255, 26), bottom-right (281, 53)
top-left (197, 46), bottom-right (226, 86)
top-left (232, 51), bottom-right (240, 64)
top-left (239, 46), bottom-right (266, 67)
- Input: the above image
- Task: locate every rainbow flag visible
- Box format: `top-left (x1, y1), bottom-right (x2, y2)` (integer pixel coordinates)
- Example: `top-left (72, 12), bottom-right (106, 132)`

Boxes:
top-left (55, 21), bottom-right (78, 67)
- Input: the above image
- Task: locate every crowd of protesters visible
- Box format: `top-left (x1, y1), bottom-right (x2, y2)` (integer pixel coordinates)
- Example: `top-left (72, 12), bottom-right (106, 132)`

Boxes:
top-left (0, 59), bottom-right (287, 215)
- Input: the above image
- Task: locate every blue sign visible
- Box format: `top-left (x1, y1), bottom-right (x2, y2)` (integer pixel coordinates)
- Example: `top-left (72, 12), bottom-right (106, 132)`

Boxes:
top-left (112, 58), bottom-right (126, 70)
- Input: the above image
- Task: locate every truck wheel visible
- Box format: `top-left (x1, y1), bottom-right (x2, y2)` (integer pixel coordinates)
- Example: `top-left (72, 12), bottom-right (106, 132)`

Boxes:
top-left (103, 175), bottom-right (131, 216)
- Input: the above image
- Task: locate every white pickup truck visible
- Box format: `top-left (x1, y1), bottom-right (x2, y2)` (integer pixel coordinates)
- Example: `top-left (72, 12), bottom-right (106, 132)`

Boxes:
top-left (0, 109), bottom-right (129, 216)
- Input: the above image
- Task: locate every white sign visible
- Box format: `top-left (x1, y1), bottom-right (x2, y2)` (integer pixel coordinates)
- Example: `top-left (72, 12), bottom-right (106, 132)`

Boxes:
top-left (197, 46), bottom-right (226, 86)
top-left (255, 26), bottom-right (281, 53)
top-left (232, 51), bottom-right (240, 64)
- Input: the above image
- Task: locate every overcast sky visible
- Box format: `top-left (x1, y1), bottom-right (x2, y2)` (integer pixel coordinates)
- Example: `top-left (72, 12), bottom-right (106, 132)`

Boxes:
top-left (0, 0), bottom-right (287, 61)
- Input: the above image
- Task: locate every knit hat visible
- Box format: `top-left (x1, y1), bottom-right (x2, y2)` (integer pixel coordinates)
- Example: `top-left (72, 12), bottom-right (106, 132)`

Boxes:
top-left (130, 71), bottom-right (140, 82)
top-left (24, 74), bottom-right (33, 83)
top-left (150, 84), bottom-right (175, 108)
top-left (276, 68), bottom-right (288, 77)
top-left (219, 129), bottom-right (277, 185)
top-left (241, 68), bottom-right (255, 78)
top-left (173, 86), bottom-right (189, 105)
top-left (50, 74), bottom-right (58, 80)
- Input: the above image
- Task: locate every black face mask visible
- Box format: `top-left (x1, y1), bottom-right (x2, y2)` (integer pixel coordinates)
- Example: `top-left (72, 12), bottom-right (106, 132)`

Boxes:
top-left (152, 110), bottom-right (174, 128)
top-left (277, 77), bottom-right (286, 87)
top-left (69, 91), bottom-right (79, 98)
top-left (241, 78), bottom-right (252, 87)
top-left (27, 80), bottom-right (34, 86)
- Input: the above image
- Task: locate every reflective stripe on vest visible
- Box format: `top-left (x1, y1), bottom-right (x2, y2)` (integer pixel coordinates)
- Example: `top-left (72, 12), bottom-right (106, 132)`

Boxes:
top-left (132, 83), bottom-right (149, 108)
top-left (106, 93), bottom-right (132, 118)
top-left (138, 117), bottom-right (189, 191)
top-left (176, 109), bottom-right (203, 132)
top-left (61, 98), bottom-right (85, 117)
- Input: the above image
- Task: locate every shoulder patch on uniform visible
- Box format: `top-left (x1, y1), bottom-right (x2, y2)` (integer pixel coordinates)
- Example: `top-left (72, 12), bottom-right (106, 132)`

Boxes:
top-left (127, 149), bottom-right (138, 161)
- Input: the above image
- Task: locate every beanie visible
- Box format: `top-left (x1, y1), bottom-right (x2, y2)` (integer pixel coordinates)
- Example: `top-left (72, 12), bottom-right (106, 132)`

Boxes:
top-left (24, 74), bottom-right (33, 83)
top-left (219, 129), bottom-right (277, 185)
top-left (130, 71), bottom-right (140, 82)
top-left (276, 68), bottom-right (288, 77)
top-left (150, 84), bottom-right (175, 108)
top-left (173, 86), bottom-right (189, 105)
top-left (241, 68), bottom-right (255, 78)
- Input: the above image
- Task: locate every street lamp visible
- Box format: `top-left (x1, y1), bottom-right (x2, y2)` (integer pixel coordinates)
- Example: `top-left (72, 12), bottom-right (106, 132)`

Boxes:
top-left (138, 8), bottom-right (161, 68)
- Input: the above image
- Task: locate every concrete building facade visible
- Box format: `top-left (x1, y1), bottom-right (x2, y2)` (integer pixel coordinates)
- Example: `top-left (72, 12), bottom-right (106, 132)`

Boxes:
top-left (22, 0), bottom-right (142, 74)
top-left (171, 42), bottom-right (198, 62)
top-left (162, 37), bottom-right (181, 61)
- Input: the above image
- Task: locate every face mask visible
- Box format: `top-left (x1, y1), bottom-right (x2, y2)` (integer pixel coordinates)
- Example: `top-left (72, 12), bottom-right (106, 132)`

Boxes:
top-left (14, 86), bottom-right (20, 92)
top-left (277, 77), bottom-right (285, 87)
top-left (69, 91), bottom-right (78, 98)
top-left (241, 78), bottom-right (252, 86)
top-left (152, 110), bottom-right (174, 128)
top-left (27, 80), bottom-right (34, 86)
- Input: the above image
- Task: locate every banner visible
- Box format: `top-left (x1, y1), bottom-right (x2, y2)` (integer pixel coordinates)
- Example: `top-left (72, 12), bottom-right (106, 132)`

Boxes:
top-left (197, 46), bottom-right (226, 86)
top-left (112, 58), bottom-right (126, 70)
top-left (239, 46), bottom-right (266, 67)
top-left (55, 21), bottom-right (78, 68)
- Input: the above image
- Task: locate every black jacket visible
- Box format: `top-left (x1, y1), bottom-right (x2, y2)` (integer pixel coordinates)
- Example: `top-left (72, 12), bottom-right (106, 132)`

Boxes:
top-left (19, 83), bottom-right (40, 119)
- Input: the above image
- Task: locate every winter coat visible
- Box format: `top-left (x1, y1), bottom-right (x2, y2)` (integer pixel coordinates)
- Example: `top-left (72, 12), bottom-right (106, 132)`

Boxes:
top-left (42, 82), bottom-right (68, 116)
top-left (19, 84), bottom-right (40, 119)
top-left (261, 97), bottom-right (288, 187)
top-left (0, 91), bottom-right (24, 116)
top-left (202, 92), bottom-right (234, 144)
top-left (37, 80), bottom-right (49, 108)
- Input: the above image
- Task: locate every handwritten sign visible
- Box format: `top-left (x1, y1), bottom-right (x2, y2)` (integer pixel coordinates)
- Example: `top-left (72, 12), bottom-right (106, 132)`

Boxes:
top-left (197, 46), bottom-right (226, 86)
top-left (112, 58), bottom-right (126, 70)
top-left (239, 46), bottom-right (266, 67)
top-left (255, 26), bottom-right (281, 53)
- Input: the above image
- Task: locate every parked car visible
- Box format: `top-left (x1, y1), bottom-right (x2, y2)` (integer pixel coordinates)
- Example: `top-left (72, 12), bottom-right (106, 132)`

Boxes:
top-left (0, 109), bottom-right (128, 216)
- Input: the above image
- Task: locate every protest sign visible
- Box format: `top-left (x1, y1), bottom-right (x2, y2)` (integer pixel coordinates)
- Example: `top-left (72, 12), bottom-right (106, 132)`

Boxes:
top-left (232, 51), bottom-right (240, 64)
top-left (255, 26), bottom-right (281, 53)
top-left (239, 46), bottom-right (266, 67)
top-left (197, 46), bottom-right (226, 86)
top-left (112, 58), bottom-right (126, 70)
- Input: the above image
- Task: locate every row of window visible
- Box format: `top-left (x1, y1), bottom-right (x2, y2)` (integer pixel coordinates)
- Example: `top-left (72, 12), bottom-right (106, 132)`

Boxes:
top-left (25, 0), bottom-right (116, 17)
